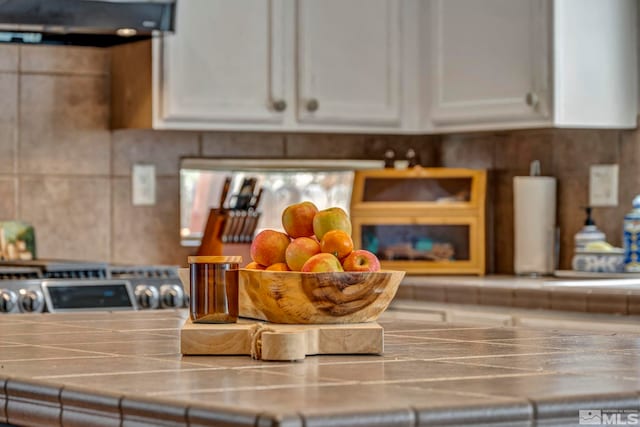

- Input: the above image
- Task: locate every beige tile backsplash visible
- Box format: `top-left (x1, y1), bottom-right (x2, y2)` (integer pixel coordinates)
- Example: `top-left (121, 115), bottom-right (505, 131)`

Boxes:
top-left (0, 44), bottom-right (637, 270)
top-left (112, 129), bottom-right (199, 176)
top-left (19, 45), bottom-right (109, 75)
top-left (111, 177), bottom-right (193, 265)
top-left (18, 74), bottom-right (110, 176)
top-left (0, 45), bottom-right (18, 72)
top-left (0, 178), bottom-right (16, 220)
top-left (18, 176), bottom-right (111, 261)
top-left (0, 73), bottom-right (17, 174)
top-left (202, 132), bottom-right (285, 157)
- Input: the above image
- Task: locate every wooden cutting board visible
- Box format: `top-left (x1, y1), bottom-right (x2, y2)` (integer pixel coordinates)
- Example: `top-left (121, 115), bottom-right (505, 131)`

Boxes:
top-left (180, 318), bottom-right (383, 361)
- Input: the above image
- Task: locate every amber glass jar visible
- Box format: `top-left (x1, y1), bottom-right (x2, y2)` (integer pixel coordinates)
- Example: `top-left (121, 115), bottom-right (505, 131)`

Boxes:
top-left (188, 256), bottom-right (242, 323)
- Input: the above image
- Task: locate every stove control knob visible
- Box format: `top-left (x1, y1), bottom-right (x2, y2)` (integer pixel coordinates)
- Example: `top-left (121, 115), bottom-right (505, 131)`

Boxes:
top-left (159, 284), bottom-right (185, 309)
top-left (0, 289), bottom-right (18, 313)
top-left (19, 289), bottom-right (45, 313)
top-left (134, 284), bottom-right (159, 310)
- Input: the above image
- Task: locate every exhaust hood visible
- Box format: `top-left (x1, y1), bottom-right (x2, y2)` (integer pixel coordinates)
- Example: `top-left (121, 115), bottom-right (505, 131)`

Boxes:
top-left (0, 0), bottom-right (176, 47)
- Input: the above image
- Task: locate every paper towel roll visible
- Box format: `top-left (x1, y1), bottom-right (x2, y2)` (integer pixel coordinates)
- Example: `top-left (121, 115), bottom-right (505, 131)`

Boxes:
top-left (513, 176), bottom-right (557, 275)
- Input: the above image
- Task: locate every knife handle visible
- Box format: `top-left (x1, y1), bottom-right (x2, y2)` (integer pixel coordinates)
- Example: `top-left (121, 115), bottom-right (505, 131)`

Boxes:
top-left (250, 187), bottom-right (264, 210)
top-left (219, 176), bottom-right (232, 210)
top-left (219, 211), bottom-right (234, 243)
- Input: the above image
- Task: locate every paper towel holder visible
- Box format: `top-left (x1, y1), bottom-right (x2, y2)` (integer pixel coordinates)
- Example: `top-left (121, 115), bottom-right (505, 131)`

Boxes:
top-left (513, 160), bottom-right (557, 276)
top-left (529, 160), bottom-right (541, 176)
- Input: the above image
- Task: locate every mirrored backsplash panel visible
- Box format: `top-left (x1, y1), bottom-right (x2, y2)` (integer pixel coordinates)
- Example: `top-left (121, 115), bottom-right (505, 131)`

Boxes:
top-left (179, 158), bottom-right (383, 246)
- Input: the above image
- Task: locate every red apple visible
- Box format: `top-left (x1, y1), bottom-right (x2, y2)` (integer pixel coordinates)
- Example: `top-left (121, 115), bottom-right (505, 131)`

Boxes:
top-left (282, 201), bottom-right (319, 238)
top-left (285, 237), bottom-right (321, 271)
top-left (301, 253), bottom-right (344, 273)
top-left (312, 207), bottom-right (352, 241)
top-left (250, 229), bottom-right (290, 267)
top-left (342, 250), bottom-right (381, 272)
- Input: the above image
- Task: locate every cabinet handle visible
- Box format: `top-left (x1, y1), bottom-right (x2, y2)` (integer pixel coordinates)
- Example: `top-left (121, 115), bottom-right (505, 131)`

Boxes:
top-left (272, 99), bottom-right (287, 112)
top-left (525, 92), bottom-right (539, 108)
top-left (306, 99), bottom-right (319, 112)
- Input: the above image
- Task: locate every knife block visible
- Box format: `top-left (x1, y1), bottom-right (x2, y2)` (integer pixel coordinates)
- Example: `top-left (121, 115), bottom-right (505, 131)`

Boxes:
top-left (196, 209), bottom-right (253, 263)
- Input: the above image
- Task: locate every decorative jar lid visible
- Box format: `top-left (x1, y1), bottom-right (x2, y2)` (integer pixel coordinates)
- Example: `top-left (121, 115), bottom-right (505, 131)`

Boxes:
top-left (188, 256), bottom-right (243, 264)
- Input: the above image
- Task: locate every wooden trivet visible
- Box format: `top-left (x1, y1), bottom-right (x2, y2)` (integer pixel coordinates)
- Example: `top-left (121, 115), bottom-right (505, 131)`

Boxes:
top-left (180, 318), bottom-right (383, 361)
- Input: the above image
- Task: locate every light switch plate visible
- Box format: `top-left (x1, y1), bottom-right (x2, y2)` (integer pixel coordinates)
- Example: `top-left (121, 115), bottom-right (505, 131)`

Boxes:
top-left (589, 164), bottom-right (618, 207)
top-left (132, 164), bottom-right (156, 206)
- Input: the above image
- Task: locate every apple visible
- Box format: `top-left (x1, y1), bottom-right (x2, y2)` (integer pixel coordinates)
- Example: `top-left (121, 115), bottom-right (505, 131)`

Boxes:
top-left (342, 249), bottom-right (381, 272)
top-left (285, 237), bottom-right (321, 271)
top-left (312, 207), bottom-right (352, 241)
top-left (266, 262), bottom-right (290, 271)
top-left (250, 229), bottom-right (290, 267)
top-left (282, 201), bottom-right (318, 238)
top-left (301, 253), bottom-right (344, 273)
top-left (244, 261), bottom-right (266, 270)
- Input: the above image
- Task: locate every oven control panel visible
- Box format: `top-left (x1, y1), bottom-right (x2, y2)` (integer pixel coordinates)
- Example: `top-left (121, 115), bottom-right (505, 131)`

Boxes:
top-left (0, 264), bottom-right (187, 314)
top-left (0, 280), bottom-right (46, 314)
top-left (0, 279), bottom-right (187, 314)
top-left (109, 265), bottom-right (187, 309)
top-left (42, 280), bottom-right (137, 313)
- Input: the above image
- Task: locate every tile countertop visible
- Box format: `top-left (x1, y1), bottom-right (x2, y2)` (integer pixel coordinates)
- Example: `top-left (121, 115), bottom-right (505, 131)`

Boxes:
top-left (398, 274), bottom-right (640, 315)
top-left (1, 310), bottom-right (640, 426)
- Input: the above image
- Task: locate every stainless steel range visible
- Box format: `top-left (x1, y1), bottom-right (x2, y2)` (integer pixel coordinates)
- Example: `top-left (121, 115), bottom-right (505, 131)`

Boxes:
top-left (0, 260), bottom-right (186, 314)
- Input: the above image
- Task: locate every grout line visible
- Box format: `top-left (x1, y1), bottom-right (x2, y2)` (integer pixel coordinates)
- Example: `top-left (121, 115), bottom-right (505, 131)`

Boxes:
top-left (361, 371), bottom-right (547, 386)
top-left (0, 355), bottom-right (108, 363)
top-left (109, 123), bottom-right (115, 264)
top-left (282, 133), bottom-right (288, 157)
top-left (14, 47), bottom-right (20, 217)
top-left (35, 367), bottom-right (226, 380)
top-left (146, 381), bottom-right (360, 397)
top-left (18, 70), bottom-right (109, 78)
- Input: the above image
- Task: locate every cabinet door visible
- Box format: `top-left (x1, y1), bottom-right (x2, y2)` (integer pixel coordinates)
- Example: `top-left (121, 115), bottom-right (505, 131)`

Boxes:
top-left (156, 0), bottom-right (288, 127)
top-left (426, 0), bottom-right (549, 128)
top-left (296, 0), bottom-right (402, 127)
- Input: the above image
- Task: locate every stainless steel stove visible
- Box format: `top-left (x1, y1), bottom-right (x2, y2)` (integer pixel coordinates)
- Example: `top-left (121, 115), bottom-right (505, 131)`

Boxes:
top-left (0, 260), bottom-right (186, 314)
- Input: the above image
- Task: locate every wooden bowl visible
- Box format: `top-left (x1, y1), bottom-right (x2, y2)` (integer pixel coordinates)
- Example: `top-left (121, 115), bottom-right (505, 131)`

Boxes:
top-left (238, 269), bottom-right (405, 324)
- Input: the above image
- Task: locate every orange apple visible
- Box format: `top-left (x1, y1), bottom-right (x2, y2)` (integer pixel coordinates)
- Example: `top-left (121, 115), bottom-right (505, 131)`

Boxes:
top-left (301, 253), bottom-right (344, 273)
top-left (282, 201), bottom-right (318, 238)
top-left (250, 229), bottom-right (290, 267)
top-left (320, 229), bottom-right (354, 260)
top-left (285, 237), bottom-right (321, 271)
top-left (342, 250), bottom-right (381, 272)
top-left (244, 261), bottom-right (266, 270)
top-left (312, 207), bottom-right (352, 241)
top-left (266, 262), bottom-right (290, 271)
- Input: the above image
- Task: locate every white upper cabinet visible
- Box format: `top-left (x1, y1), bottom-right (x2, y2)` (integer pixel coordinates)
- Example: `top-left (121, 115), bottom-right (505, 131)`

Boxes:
top-left (296, 0), bottom-right (402, 127)
top-left (134, 0), bottom-right (636, 133)
top-left (152, 0), bottom-right (408, 132)
top-left (423, 0), bottom-right (637, 132)
top-left (553, 0), bottom-right (637, 128)
top-left (425, 0), bottom-right (549, 130)
top-left (154, 0), bottom-right (288, 129)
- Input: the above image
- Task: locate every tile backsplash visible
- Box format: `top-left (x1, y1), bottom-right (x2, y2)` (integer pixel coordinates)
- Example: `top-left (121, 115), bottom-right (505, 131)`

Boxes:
top-left (0, 44), bottom-right (636, 271)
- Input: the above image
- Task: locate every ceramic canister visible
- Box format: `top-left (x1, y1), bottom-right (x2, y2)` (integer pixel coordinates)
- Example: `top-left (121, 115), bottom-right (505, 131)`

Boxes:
top-left (623, 195), bottom-right (640, 272)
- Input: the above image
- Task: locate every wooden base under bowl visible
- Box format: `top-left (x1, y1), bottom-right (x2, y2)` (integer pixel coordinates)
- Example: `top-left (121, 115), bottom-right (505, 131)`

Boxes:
top-left (180, 318), bottom-right (383, 361)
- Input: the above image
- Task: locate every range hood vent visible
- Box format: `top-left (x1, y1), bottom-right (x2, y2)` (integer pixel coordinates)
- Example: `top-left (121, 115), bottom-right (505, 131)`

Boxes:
top-left (0, 0), bottom-right (176, 47)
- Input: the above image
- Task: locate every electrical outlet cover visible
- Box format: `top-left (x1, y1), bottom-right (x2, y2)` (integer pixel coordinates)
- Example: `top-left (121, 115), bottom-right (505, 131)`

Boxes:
top-left (132, 164), bottom-right (156, 206)
top-left (589, 164), bottom-right (618, 207)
